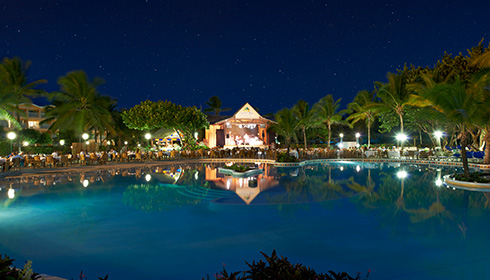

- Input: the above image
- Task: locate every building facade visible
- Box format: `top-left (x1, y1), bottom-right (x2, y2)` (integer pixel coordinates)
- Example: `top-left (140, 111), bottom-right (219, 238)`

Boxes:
top-left (205, 103), bottom-right (275, 148)
top-left (1, 103), bottom-right (51, 132)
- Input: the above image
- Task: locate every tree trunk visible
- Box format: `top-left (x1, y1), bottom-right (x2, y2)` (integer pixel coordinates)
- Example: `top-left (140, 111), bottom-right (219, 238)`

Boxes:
top-left (460, 132), bottom-right (470, 179)
top-left (483, 134), bottom-right (490, 164)
top-left (367, 118), bottom-right (371, 149)
top-left (303, 127), bottom-right (307, 150)
top-left (327, 124), bottom-right (331, 148)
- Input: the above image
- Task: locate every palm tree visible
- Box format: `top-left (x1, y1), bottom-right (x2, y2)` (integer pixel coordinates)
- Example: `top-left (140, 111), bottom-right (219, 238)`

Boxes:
top-left (411, 76), bottom-right (486, 178)
top-left (44, 71), bottom-right (116, 142)
top-left (0, 57), bottom-right (47, 122)
top-left (374, 71), bottom-right (412, 134)
top-left (203, 96), bottom-right (231, 115)
top-left (293, 100), bottom-right (317, 150)
top-left (313, 94), bottom-right (348, 148)
top-left (347, 90), bottom-right (378, 148)
top-left (268, 107), bottom-right (299, 153)
top-left (0, 88), bottom-right (21, 128)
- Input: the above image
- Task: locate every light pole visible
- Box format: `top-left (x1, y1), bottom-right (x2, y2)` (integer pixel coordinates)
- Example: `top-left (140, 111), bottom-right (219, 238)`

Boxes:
top-left (355, 133), bottom-right (360, 148)
top-left (7, 132), bottom-right (16, 153)
top-left (145, 133), bottom-right (151, 149)
top-left (82, 133), bottom-right (89, 152)
top-left (339, 133), bottom-right (344, 145)
top-left (396, 133), bottom-right (407, 150)
top-left (434, 131), bottom-right (443, 150)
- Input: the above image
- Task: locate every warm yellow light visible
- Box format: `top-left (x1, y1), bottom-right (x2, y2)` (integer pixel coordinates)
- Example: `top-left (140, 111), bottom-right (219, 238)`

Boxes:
top-left (145, 133), bottom-right (151, 140)
top-left (7, 132), bottom-right (16, 140)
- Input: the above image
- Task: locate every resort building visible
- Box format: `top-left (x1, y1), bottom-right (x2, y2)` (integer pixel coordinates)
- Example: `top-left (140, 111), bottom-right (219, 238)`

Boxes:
top-left (204, 103), bottom-right (275, 148)
top-left (1, 103), bottom-right (51, 133)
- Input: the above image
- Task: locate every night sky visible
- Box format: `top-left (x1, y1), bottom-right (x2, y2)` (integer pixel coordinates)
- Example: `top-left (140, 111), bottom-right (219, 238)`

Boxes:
top-left (3, 0), bottom-right (490, 115)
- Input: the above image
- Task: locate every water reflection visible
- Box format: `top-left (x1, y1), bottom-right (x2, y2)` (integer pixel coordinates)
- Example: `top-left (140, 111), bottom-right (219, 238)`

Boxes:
top-left (2, 162), bottom-right (490, 238)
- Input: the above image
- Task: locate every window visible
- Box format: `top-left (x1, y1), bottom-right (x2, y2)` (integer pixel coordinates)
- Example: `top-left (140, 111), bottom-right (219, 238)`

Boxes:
top-left (28, 110), bottom-right (39, 118)
top-left (28, 121), bottom-right (39, 129)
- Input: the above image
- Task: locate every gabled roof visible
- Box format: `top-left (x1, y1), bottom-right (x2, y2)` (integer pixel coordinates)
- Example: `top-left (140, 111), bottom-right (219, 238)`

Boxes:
top-left (214, 103), bottom-right (275, 125)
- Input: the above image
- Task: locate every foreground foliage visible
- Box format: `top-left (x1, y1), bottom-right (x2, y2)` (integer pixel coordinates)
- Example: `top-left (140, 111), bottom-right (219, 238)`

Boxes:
top-left (0, 254), bottom-right (41, 280)
top-left (205, 250), bottom-right (369, 280)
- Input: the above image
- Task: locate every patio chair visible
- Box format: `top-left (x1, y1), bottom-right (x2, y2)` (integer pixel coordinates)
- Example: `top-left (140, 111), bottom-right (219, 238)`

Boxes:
top-left (79, 153), bottom-right (86, 165)
top-left (11, 158), bottom-right (21, 171)
top-left (60, 155), bottom-right (70, 167)
top-left (100, 152), bottom-right (108, 165)
top-left (32, 155), bottom-right (43, 168)
top-left (45, 156), bottom-right (55, 168)
top-left (88, 153), bottom-right (98, 165)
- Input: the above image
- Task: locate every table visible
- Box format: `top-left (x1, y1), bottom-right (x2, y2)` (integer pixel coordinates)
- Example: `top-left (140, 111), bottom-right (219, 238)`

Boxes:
top-left (387, 151), bottom-right (401, 158)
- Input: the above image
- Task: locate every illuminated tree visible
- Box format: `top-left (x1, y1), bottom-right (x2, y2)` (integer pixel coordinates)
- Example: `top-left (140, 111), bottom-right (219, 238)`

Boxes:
top-left (122, 100), bottom-right (209, 148)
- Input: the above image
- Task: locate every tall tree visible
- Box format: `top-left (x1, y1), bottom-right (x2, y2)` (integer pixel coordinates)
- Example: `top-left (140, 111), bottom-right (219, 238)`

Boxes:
top-left (203, 96), bottom-right (231, 116)
top-left (313, 94), bottom-right (348, 148)
top-left (0, 57), bottom-right (47, 150)
top-left (268, 107), bottom-right (299, 153)
top-left (44, 71), bottom-right (116, 140)
top-left (347, 90), bottom-right (378, 148)
top-left (374, 71), bottom-right (412, 135)
top-left (122, 100), bottom-right (209, 149)
top-left (410, 76), bottom-right (486, 178)
top-left (293, 100), bottom-right (317, 150)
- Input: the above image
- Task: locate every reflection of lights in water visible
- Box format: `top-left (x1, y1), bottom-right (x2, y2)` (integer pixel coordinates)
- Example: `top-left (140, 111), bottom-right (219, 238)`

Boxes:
top-left (435, 179), bottom-right (443, 187)
top-left (8, 188), bottom-right (15, 199)
top-left (226, 179), bottom-right (231, 190)
top-left (194, 171), bottom-right (199, 180)
top-left (340, 166), bottom-right (344, 171)
top-left (145, 174), bottom-right (151, 182)
top-left (397, 170), bottom-right (408, 179)
top-left (83, 179), bottom-right (89, 188)
top-left (356, 165), bottom-right (360, 172)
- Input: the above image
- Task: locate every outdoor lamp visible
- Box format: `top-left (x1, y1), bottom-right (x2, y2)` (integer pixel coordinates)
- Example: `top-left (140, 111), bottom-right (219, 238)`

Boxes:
top-left (23, 141), bottom-right (29, 147)
top-left (124, 141), bottom-right (128, 145)
top-left (396, 133), bottom-right (407, 142)
top-left (60, 139), bottom-right (65, 146)
top-left (85, 141), bottom-right (89, 145)
top-left (7, 131), bottom-right (16, 153)
top-left (7, 131), bottom-right (16, 140)
top-left (82, 133), bottom-right (89, 141)
top-left (145, 133), bottom-right (151, 140)
top-left (434, 131), bottom-right (443, 149)
top-left (355, 132), bottom-right (360, 147)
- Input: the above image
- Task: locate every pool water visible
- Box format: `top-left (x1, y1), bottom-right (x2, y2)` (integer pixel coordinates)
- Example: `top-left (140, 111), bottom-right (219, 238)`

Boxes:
top-left (1, 162), bottom-right (490, 279)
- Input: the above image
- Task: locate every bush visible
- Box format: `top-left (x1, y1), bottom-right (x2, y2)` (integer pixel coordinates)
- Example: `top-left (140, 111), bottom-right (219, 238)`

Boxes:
top-left (205, 250), bottom-right (369, 280)
top-left (276, 152), bottom-right (299, 163)
top-left (0, 254), bottom-right (41, 280)
top-left (452, 172), bottom-right (490, 183)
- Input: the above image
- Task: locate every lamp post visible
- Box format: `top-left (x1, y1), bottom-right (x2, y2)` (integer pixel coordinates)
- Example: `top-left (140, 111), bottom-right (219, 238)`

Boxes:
top-left (396, 133), bottom-right (407, 150)
top-left (355, 133), bottom-right (360, 148)
top-left (60, 139), bottom-right (65, 146)
top-left (434, 131), bottom-right (443, 150)
top-left (7, 132), bottom-right (16, 153)
top-left (82, 133), bottom-right (89, 152)
top-left (145, 133), bottom-right (151, 149)
top-left (339, 133), bottom-right (344, 145)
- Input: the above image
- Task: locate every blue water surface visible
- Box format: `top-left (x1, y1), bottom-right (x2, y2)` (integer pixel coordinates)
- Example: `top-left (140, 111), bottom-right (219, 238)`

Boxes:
top-left (1, 162), bottom-right (489, 280)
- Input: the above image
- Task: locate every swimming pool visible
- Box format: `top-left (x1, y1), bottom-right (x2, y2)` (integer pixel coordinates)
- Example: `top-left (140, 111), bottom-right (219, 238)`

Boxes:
top-left (1, 161), bottom-right (489, 279)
